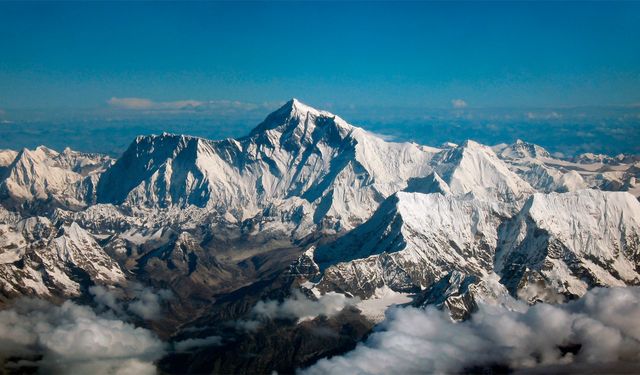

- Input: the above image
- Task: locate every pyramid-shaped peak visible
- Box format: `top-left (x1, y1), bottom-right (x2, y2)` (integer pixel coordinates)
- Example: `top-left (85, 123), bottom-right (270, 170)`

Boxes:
top-left (460, 139), bottom-right (485, 150)
top-left (249, 98), bottom-right (352, 137)
top-left (277, 98), bottom-right (334, 118)
top-left (500, 139), bottom-right (551, 159)
top-left (17, 146), bottom-right (52, 163)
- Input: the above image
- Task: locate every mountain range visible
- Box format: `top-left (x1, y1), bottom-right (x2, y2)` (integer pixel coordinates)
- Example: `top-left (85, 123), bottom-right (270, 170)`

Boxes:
top-left (0, 99), bottom-right (639, 373)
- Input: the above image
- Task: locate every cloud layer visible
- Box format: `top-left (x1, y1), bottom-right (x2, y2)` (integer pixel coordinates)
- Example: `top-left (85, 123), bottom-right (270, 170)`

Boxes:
top-left (0, 299), bottom-right (166, 374)
top-left (302, 287), bottom-right (640, 374)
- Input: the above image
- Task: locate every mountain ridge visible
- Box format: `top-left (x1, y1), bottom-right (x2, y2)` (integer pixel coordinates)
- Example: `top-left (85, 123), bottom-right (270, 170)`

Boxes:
top-left (0, 98), bottom-right (638, 322)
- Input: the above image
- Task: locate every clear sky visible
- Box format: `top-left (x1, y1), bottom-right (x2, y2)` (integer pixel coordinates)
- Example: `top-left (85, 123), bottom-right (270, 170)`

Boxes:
top-left (1, 1), bottom-right (639, 113)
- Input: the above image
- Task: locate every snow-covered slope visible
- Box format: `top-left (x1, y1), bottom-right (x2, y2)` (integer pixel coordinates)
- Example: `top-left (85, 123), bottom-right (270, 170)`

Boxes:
top-left (304, 187), bottom-right (640, 316)
top-left (497, 139), bottom-right (551, 160)
top-left (0, 150), bottom-right (17, 171)
top-left (413, 270), bottom-right (517, 320)
top-left (97, 99), bottom-right (437, 229)
top-left (496, 190), bottom-right (640, 302)
top-left (309, 192), bottom-right (506, 298)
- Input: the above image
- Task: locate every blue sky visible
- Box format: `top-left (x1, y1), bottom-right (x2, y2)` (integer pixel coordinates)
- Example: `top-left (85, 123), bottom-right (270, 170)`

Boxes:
top-left (1, 1), bottom-right (639, 112)
top-left (0, 2), bottom-right (639, 156)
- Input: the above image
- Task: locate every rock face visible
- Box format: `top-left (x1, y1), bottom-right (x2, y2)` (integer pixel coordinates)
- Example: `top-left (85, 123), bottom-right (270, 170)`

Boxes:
top-left (0, 98), bottom-right (639, 332)
top-left (0, 217), bottom-right (124, 301)
top-left (311, 192), bottom-right (506, 298)
top-left (413, 271), bottom-right (516, 320)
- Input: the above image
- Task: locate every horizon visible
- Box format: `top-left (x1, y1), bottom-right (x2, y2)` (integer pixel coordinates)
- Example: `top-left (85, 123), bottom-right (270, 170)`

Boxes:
top-left (1, 96), bottom-right (639, 158)
top-left (2, 2), bottom-right (639, 114)
top-left (1, 2), bottom-right (639, 156)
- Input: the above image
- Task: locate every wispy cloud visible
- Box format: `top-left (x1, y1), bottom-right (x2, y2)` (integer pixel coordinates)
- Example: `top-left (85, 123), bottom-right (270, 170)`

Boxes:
top-left (451, 99), bottom-right (468, 109)
top-left (526, 111), bottom-right (562, 120)
top-left (107, 97), bottom-right (282, 114)
top-left (0, 109), bottom-right (13, 124)
top-left (107, 97), bottom-right (202, 110)
top-left (90, 284), bottom-right (172, 320)
top-left (235, 291), bottom-right (357, 331)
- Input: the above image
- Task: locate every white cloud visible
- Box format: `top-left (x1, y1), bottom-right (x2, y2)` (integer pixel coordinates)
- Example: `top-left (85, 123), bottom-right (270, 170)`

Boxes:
top-left (236, 291), bottom-right (357, 331)
top-left (90, 285), bottom-right (125, 315)
top-left (0, 298), bottom-right (166, 374)
top-left (451, 99), bottom-right (468, 109)
top-left (128, 286), bottom-right (173, 320)
top-left (0, 109), bottom-right (11, 124)
top-left (302, 287), bottom-right (640, 374)
top-left (107, 97), bottom-right (203, 110)
top-left (526, 111), bottom-right (562, 120)
top-left (89, 284), bottom-right (173, 320)
top-left (253, 291), bottom-right (354, 322)
top-left (106, 97), bottom-right (280, 114)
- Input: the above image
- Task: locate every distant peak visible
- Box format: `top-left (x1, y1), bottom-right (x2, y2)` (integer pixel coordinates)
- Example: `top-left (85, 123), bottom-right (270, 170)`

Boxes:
top-left (461, 139), bottom-right (483, 149)
top-left (440, 142), bottom-right (458, 149)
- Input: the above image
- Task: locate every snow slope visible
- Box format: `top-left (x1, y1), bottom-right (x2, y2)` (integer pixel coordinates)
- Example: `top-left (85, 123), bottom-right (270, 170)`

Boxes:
top-left (496, 190), bottom-right (640, 302)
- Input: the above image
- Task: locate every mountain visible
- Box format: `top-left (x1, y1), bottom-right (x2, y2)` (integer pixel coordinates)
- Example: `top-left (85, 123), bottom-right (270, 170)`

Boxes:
top-left (0, 146), bottom-right (111, 212)
top-left (96, 99), bottom-right (437, 230)
top-left (302, 187), bottom-right (640, 315)
top-left (495, 140), bottom-right (639, 196)
top-left (0, 99), bottom-right (639, 373)
top-left (413, 270), bottom-right (516, 320)
top-left (496, 190), bottom-right (640, 303)
top-left (497, 139), bottom-right (551, 160)
top-left (426, 140), bottom-right (534, 202)
top-left (0, 216), bottom-right (124, 303)
top-left (306, 192), bottom-right (508, 298)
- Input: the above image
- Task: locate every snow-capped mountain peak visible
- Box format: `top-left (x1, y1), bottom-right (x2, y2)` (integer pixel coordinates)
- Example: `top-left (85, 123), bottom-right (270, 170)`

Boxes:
top-left (94, 100), bottom-right (439, 230)
top-left (499, 139), bottom-right (551, 160)
top-left (430, 140), bottom-right (534, 202)
top-left (247, 98), bottom-right (354, 147)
